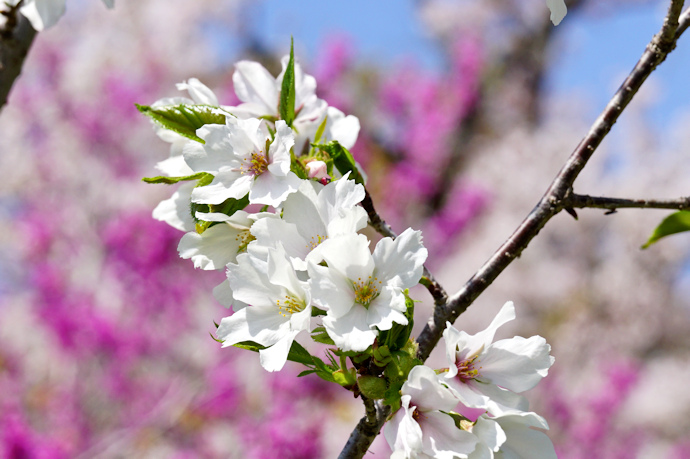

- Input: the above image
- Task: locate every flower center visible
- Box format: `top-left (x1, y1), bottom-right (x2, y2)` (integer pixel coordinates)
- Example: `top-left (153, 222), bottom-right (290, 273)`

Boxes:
top-left (412, 407), bottom-right (426, 423)
top-left (276, 294), bottom-right (305, 317)
top-left (235, 229), bottom-right (255, 253)
top-left (306, 234), bottom-right (327, 250)
top-left (352, 276), bottom-right (382, 308)
top-left (239, 150), bottom-right (269, 176)
top-left (455, 355), bottom-right (481, 382)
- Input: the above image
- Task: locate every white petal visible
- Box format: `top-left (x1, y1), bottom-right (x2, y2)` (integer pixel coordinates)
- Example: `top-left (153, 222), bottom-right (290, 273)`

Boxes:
top-left (233, 61), bottom-right (279, 115)
top-left (366, 287), bottom-right (407, 331)
top-left (422, 411), bottom-right (478, 459)
top-left (491, 412), bottom-right (556, 459)
top-left (177, 223), bottom-right (243, 270)
top-left (248, 172), bottom-right (301, 207)
top-left (325, 107), bottom-right (360, 149)
top-left (152, 182), bottom-right (195, 232)
top-left (259, 330), bottom-right (300, 372)
top-left (191, 170), bottom-right (251, 204)
top-left (403, 365), bottom-right (459, 413)
top-left (472, 416), bottom-right (507, 454)
top-left (318, 234), bottom-right (374, 282)
top-left (212, 279), bottom-right (235, 309)
top-left (546, 0), bottom-right (567, 26)
top-left (467, 302), bottom-right (517, 358)
top-left (217, 307), bottom-right (290, 348)
top-left (20, 0), bottom-right (66, 31)
top-left (322, 304), bottom-right (377, 352)
top-left (307, 262), bottom-right (355, 318)
top-left (479, 336), bottom-right (554, 393)
top-left (384, 395), bottom-right (424, 457)
top-left (176, 78), bottom-right (219, 106)
top-left (372, 228), bottom-right (427, 288)
top-left (226, 253), bottom-right (280, 307)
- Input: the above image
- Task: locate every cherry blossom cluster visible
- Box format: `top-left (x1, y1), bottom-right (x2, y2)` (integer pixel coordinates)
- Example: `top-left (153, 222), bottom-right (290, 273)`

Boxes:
top-left (145, 49), bottom-right (426, 371)
top-left (385, 302), bottom-right (556, 458)
top-left (142, 47), bottom-right (557, 458)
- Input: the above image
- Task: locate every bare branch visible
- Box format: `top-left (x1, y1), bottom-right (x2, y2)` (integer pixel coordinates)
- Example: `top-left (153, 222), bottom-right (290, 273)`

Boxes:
top-left (0, 3), bottom-right (37, 111)
top-left (337, 399), bottom-right (390, 459)
top-left (566, 194), bottom-right (690, 212)
top-left (415, 2), bottom-right (690, 362)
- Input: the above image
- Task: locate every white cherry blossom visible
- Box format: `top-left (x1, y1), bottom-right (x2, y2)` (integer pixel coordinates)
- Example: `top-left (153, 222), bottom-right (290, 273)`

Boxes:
top-left (442, 302), bottom-right (554, 416)
top-left (251, 175), bottom-right (367, 270)
top-left (216, 244), bottom-right (312, 372)
top-left (177, 210), bottom-right (275, 270)
top-left (385, 365), bottom-right (478, 459)
top-left (183, 117), bottom-right (301, 207)
top-left (308, 228), bottom-right (427, 352)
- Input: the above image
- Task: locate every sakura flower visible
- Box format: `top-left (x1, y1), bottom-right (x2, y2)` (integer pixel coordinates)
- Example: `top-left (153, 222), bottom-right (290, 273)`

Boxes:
top-left (251, 175), bottom-right (367, 270)
top-left (442, 302), bottom-right (554, 416)
top-left (183, 117), bottom-right (301, 207)
top-left (177, 210), bottom-right (276, 270)
top-left (216, 244), bottom-right (312, 372)
top-left (385, 365), bottom-right (478, 459)
top-left (546, 0), bottom-right (567, 26)
top-left (15, 0), bottom-right (113, 31)
top-left (308, 228), bottom-right (427, 352)
top-left (469, 412), bottom-right (556, 459)
top-left (153, 77), bottom-right (222, 163)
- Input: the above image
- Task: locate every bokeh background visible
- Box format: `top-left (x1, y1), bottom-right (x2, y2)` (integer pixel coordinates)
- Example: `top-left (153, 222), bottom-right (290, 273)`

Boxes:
top-left (1, 0), bottom-right (690, 457)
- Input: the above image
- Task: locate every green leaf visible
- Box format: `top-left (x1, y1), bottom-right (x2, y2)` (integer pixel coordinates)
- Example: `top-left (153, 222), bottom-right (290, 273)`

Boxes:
top-left (311, 327), bottom-right (335, 345)
top-left (142, 172), bottom-right (209, 185)
top-left (357, 375), bottom-right (387, 399)
top-left (278, 38), bottom-right (296, 127)
top-left (332, 368), bottom-right (357, 387)
top-left (297, 369), bottom-right (318, 377)
top-left (642, 211), bottom-right (690, 249)
top-left (136, 103), bottom-right (226, 143)
top-left (285, 340), bottom-right (315, 366)
top-left (313, 115), bottom-right (328, 144)
top-left (315, 141), bottom-right (365, 185)
top-left (209, 194), bottom-right (250, 217)
top-left (291, 150), bottom-right (309, 179)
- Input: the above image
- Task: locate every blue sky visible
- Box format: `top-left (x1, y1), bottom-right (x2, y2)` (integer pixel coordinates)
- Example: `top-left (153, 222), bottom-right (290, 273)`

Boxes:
top-left (227, 0), bottom-right (689, 129)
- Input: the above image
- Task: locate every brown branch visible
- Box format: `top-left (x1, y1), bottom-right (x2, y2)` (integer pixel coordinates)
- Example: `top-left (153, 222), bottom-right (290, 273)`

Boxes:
top-left (566, 194), bottom-right (690, 212)
top-left (0, 3), bottom-right (37, 111)
top-left (337, 398), bottom-right (389, 459)
top-left (415, 0), bottom-right (690, 362)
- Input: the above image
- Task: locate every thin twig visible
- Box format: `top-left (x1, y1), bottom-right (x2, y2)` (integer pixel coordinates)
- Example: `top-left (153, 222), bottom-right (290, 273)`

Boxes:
top-left (415, 0), bottom-right (689, 362)
top-left (0, 2), bottom-right (37, 111)
top-left (337, 398), bottom-right (389, 459)
top-left (566, 194), bottom-right (690, 211)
